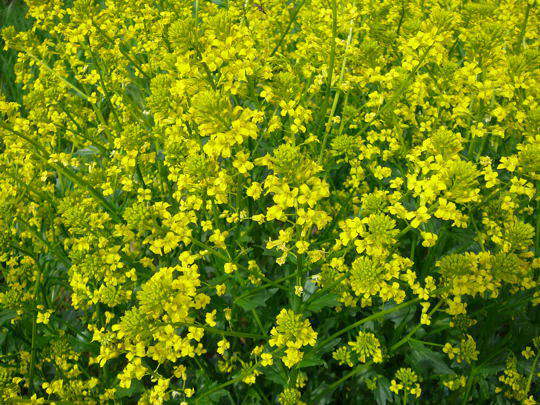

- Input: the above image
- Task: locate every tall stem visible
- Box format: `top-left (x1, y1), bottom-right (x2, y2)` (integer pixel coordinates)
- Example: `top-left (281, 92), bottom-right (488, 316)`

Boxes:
top-left (317, 297), bottom-right (421, 349)
top-left (28, 265), bottom-right (42, 393)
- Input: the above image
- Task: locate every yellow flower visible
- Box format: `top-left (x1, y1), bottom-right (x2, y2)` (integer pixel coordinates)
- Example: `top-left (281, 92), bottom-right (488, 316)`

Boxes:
top-left (283, 347), bottom-right (303, 368)
top-left (217, 339), bottom-right (230, 355)
top-left (205, 310), bottom-right (217, 327)
top-left (224, 263), bottom-right (237, 274)
top-left (522, 346), bottom-right (535, 360)
top-left (266, 205), bottom-right (287, 222)
top-left (389, 379), bottom-right (403, 394)
top-left (295, 241), bottom-right (310, 254)
top-left (247, 182), bottom-right (263, 200)
top-left (36, 310), bottom-right (52, 324)
top-left (408, 206), bottom-right (431, 228)
top-left (261, 353), bottom-right (273, 366)
top-left (347, 331), bottom-right (383, 363)
top-left (215, 284), bottom-right (226, 296)
top-left (421, 232), bottom-right (438, 247)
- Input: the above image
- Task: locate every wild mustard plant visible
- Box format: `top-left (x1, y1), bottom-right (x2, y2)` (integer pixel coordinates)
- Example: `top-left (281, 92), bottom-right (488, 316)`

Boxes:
top-left (0, 0), bottom-right (538, 403)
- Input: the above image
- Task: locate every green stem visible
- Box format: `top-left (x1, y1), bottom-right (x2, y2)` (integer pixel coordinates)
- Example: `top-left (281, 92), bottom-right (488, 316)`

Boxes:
top-left (461, 371), bottom-right (474, 405)
top-left (301, 274), bottom-right (347, 311)
top-left (27, 54), bottom-right (89, 101)
top-left (318, 19), bottom-right (355, 164)
top-left (84, 37), bottom-right (122, 128)
top-left (255, 385), bottom-right (271, 405)
top-left (525, 348), bottom-right (540, 395)
top-left (190, 237), bottom-right (288, 292)
top-left (2, 124), bottom-right (123, 223)
top-left (397, 223), bottom-right (413, 239)
top-left (21, 223), bottom-right (71, 267)
top-left (409, 338), bottom-right (444, 347)
top-left (8, 244), bottom-right (37, 261)
top-left (135, 161), bottom-right (147, 189)
top-left (251, 309), bottom-right (267, 338)
top-left (325, 363), bottom-right (371, 393)
top-left (57, 104), bottom-right (109, 153)
top-left (92, 22), bottom-right (150, 80)
top-left (233, 271), bottom-right (299, 302)
top-left (534, 181), bottom-right (540, 257)
top-left (193, 46), bottom-right (218, 90)
top-left (396, 0), bottom-right (406, 36)
top-left (28, 268), bottom-right (42, 393)
top-left (194, 350), bottom-right (282, 402)
top-left (516, 1), bottom-right (533, 52)
top-left (390, 301), bottom-right (443, 351)
top-left (317, 297), bottom-right (422, 349)
top-left (315, 0), bottom-right (338, 139)
top-left (410, 231), bottom-right (417, 261)
top-left (475, 135), bottom-right (488, 161)
top-left (270, 0), bottom-right (307, 57)
top-left (175, 322), bottom-right (264, 340)
top-left (316, 302), bottom-right (443, 400)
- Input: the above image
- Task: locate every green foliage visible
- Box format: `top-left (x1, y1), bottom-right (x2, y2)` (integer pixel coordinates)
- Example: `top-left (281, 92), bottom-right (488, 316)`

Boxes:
top-left (0, 0), bottom-right (539, 404)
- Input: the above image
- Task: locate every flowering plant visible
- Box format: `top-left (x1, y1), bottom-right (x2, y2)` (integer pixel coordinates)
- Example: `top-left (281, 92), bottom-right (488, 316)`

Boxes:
top-left (0, 0), bottom-right (538, 403)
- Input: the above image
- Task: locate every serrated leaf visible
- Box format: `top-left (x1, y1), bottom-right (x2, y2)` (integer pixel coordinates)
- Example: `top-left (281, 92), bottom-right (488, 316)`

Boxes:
top-left (0, 310), bottom-right (16, 327)
top-left (234, 288), bottom-right (278, 311)
top-left (478, 378), bottom-right (490, 399)
top-left (408, 340), bottom-right (454, 375)
top-left (303, 279), bottom-right (318, 297)
top-left (306, 293), bottom-right (338, 312)
top-left (298, 352), bottom-right (325, 368)
top-left (381, 301), bottom-right (416, 327)
top-left (115, 380), bottom-right (145, 399)
top-left (315, 338), bottom-right (341, 355)
top-left (375, 376), bottom-right (392, 405)
top-left (263, 364), bottom-right (287, 386)
top-left (207, 388), bottom-right (228, 403)
top-left (74, 146), bottom-right (99, 156)
top-left (475, 363), bottom-right (505, 377)
top-left (309, 383), bottom-right (334, 404)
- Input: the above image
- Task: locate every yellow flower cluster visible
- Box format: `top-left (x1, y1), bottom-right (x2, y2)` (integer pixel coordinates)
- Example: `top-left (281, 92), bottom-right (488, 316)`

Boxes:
top-left (269, 309), bottom-right (317, 368)
top-left (333, 330), bottom-right (383, 366)
top-left (0, 0), bottom-right (538, 402)
top-left (390, 368), bottom-right (422, 398)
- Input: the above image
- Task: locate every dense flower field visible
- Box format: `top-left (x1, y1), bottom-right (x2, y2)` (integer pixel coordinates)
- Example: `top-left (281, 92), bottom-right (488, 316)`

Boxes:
top-left (0, 0), bottom-right (539, 403)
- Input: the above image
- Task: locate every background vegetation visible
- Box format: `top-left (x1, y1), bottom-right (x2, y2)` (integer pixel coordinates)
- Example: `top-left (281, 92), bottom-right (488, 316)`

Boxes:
top-left (0, 0), bottom-right (538, 404)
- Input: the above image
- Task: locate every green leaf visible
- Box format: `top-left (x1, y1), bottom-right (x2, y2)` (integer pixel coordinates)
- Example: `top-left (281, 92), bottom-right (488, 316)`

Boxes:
top-left (306, 293), bottom-right (338, 312)
top-left (207, 388), bottom-right (228, 403)
top-left (74, 146), bottom-right (100, 157)
top-left (298, 352), bottom-right (325, 368)
top-left (375, 376), bottom-right (392, 405)
top-left (408, 340), bottom-right (454, 375)
top-left (475, 363), bottom-right (505, 377)
top-left (478, 378), bottom-right (490, 399)
top-left (309, 383), bottom-right (334, 404)
top-left (315, 338), bottom-right (341, 355)
top-left (115, 380), bottom-right (145, 399)
top-left (383, 301), bottom-right (416, 327)
top-left (234, 288), bottom-right (278, 311)
top-left (209, 0), bottom-right (228, 7)
top-left (263, 364), bottom-right (287, 386)
top-left (0, 310), bottom-right (16, 327)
